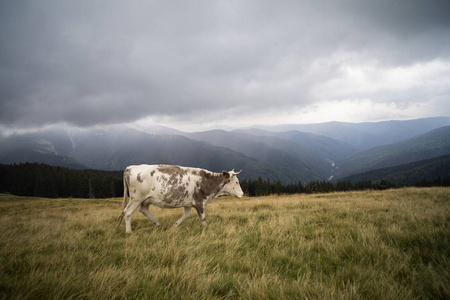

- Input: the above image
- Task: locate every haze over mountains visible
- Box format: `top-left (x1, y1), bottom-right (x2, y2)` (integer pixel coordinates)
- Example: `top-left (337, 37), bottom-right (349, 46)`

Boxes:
top-left (0, 117), bottom-right (449, 184)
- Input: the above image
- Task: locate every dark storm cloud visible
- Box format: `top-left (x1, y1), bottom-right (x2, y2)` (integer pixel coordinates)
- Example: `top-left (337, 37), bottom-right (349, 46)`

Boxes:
top-left (1, 0), bottom-right (449, 130)
top-left (336, 0), bottom-right (450, 64)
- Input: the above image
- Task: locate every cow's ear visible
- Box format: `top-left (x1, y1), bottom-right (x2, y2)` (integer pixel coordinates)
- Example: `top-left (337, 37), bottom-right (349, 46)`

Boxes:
top-left (222, 171), bottom-right (230, 179)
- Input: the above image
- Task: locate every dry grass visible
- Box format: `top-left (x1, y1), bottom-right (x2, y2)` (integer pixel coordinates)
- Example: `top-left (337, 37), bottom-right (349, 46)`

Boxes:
top-left (0, 187), bottom-right (449, 299)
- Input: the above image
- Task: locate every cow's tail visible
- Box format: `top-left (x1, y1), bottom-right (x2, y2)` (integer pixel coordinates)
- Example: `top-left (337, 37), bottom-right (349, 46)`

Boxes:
top-left (116, 171), bottom-right (130, 230)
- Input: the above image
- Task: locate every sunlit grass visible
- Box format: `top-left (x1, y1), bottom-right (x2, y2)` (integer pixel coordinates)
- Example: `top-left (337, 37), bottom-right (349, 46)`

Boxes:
top-left (0, 187), bottom-right (449, 299)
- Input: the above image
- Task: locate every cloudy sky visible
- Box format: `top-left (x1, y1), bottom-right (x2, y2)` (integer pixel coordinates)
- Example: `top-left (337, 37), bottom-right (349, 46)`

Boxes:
top-left (1, 0), bottom-right (450, 132)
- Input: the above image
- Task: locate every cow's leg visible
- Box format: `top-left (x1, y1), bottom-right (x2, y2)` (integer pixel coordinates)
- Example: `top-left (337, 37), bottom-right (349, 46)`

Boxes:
top-left (194, 203), bottom-right (207, 227)
top-left (139, 202), bottom-right (161, 228)
top-left (124, 201), bottom-right (141, 233)
top-left (174, 207), bottom-right (191, 227)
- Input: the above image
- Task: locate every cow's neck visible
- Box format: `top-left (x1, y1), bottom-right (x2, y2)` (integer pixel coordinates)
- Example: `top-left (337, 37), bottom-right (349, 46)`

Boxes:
top-left (201, 173), bottom-right (228, 203)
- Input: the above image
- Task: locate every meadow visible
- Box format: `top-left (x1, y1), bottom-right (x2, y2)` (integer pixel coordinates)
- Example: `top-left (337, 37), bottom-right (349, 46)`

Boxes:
top-left (0, 187), bottom-right (449, 299)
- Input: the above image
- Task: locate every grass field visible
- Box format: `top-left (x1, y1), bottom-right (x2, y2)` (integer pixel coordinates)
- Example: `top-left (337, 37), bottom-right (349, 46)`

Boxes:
top-left (0, 187), bottom-right (449, 299)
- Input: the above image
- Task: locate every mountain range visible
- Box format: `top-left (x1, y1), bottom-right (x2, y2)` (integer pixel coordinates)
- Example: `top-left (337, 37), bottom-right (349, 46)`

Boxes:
top-left (0, 117), bottom-right (449, 184)
top-left (255, 116), bottom-right (450, 149)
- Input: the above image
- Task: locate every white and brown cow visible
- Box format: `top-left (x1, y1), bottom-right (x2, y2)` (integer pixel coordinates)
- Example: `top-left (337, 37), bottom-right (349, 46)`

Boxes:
top-left (116, 164), bottom-right (244, 232)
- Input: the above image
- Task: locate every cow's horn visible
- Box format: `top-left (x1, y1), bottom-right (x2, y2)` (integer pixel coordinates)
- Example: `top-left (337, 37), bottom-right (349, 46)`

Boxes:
top-left (234, 169), bottom-right (242, 175)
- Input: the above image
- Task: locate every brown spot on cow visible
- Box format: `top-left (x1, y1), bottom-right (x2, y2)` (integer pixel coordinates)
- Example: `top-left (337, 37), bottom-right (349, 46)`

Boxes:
top-left (192, 170), bottom-right (228, 203)
top-left (165, 185), bottom-right (189, 206)
top-left (150, 170), bottom-right (156, 176)
top-left (158, 165), bottom-right (188, 176)
top-left (157, 165), bottom-right (188, 186)
top-left (137, 172), bottom-right (144, 183)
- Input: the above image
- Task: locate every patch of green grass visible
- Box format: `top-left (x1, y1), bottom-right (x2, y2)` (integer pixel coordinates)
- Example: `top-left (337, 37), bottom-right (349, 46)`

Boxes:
top-left (0, 188), bottom-right (449, 299)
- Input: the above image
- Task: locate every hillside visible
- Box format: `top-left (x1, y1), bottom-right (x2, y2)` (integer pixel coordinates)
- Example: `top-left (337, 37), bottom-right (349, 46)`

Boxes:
top-left (257, 117), bottom-right (450, 149)
top-left (335, 126), bottom-right (450, 179)
top-left (183, 130), bottom-right (358, 180)
top-left (230, 129), bottom-right (360, 163)
top-left (0, 126), bottom-right (317, 184)
top-left (341, 154), bottom-right (450, 185)
top-left (0, 127), bottom-right (87, 169)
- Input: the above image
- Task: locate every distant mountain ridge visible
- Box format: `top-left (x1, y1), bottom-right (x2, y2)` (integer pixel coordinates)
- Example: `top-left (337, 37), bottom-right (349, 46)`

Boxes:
top-left (255, 117), bottom-right (450, 149)
top-left (0, 117), bottom-right (449, 184)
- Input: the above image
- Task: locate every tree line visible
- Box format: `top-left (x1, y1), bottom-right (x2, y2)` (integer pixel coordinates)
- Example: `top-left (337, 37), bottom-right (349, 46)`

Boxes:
top-left (240, 177), bottom-right (376, 197)
top-left (0, 163), bottom-right (123, 198)
top-left (240, 176), bottom-right (450, 196)
top-left (0, 163), bottom-right (448, 199)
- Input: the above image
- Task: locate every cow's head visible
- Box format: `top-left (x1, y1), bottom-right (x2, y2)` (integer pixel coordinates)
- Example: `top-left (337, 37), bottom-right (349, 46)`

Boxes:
top-left (220, 169), bottom-right (244, 198)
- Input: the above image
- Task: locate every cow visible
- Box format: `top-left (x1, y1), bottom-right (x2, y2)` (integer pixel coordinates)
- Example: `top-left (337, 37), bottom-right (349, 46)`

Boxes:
top-left (116, 164), bottom-right (244, 233)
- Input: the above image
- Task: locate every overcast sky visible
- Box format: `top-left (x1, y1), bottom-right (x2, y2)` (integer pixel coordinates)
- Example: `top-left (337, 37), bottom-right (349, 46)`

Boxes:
top-left (1, 0), bottom-right (450, 132)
